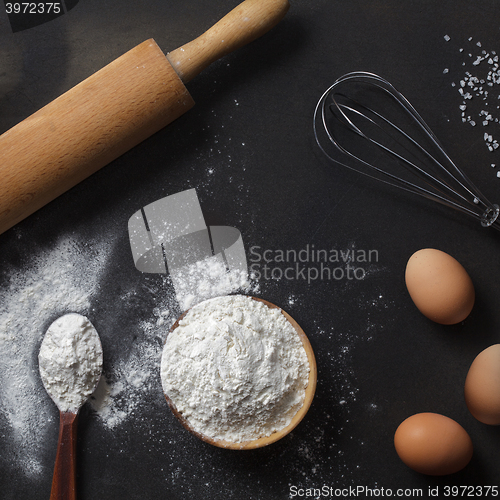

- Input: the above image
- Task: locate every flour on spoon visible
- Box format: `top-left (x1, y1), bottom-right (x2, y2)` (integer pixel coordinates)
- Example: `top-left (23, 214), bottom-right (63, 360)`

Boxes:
top-left (39, 313), bottom-right (103, 413)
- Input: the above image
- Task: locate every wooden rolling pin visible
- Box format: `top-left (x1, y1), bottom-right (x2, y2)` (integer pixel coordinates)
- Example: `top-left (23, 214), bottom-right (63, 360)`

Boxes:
top-left (0, 0), bottom-right (289, 235)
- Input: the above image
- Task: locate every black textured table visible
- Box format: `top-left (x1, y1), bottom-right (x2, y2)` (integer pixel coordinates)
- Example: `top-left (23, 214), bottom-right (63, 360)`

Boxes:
top-left (1, 1), bottom-right (500, 498)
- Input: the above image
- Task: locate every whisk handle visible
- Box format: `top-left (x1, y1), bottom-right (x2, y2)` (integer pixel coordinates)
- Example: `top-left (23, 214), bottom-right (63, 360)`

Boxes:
top-left (482, 204), bottom-right (500, 231)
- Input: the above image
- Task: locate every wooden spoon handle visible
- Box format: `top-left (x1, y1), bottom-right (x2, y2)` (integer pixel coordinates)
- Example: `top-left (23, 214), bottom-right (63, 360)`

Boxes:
top-left (167, 0), bottom-right (290, 83)
top-left (50, 412), bottom-right (78, 500)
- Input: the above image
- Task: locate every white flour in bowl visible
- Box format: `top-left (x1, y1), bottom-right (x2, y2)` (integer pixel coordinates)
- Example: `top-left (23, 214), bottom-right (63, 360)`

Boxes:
top-left (160, 295), bottom-right (310, 443)
top-left (39, 313), bottom-right (103, 413)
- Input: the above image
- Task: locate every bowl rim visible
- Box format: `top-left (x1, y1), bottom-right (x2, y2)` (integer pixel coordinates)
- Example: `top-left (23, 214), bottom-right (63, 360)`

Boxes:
top-left (162, 295), bottom-right (317, 450)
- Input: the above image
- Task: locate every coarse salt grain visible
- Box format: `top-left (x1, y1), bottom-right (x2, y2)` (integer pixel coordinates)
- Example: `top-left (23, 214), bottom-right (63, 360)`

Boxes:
top-left (446, 36), bottom-right (500, 165)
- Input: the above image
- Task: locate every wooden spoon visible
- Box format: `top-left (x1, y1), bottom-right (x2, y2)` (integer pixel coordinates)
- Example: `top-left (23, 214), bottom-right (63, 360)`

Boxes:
top-left (38, 314), bottom-right (103, 500)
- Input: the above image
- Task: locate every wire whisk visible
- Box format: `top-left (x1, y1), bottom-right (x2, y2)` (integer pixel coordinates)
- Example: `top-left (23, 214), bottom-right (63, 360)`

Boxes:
top-left (313, 71), bottom-right (500, 231)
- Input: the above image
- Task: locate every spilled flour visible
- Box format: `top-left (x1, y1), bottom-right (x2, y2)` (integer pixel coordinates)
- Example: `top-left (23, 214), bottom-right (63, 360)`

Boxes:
top-left (171, 255), bottom-right (254, 311)
top-left (0, 234), bottom-right (111, 476)
top-left (0, 228), bottom-right (257, 476)
top-left (89, 268), bottom-right (257, 430)
top-left (88, 326), bottom-right (165, 430)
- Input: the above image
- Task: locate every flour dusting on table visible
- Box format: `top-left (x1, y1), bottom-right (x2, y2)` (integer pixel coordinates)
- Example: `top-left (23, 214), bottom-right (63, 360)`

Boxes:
top-left (0, 234), bottom-right (111, 476)
top-left (88, 264), bottom-right (258, 430)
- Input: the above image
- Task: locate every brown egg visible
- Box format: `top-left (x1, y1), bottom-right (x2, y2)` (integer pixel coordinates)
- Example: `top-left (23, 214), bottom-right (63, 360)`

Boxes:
top-left (394, 413), bottom-right (473, 475)
top-left (405, 248), bottom-right (475, 325)
top-left (464, 344), bottom-right (500, 425)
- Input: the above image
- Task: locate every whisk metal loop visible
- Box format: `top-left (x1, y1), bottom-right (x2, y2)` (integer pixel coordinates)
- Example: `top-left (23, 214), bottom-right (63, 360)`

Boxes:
top-left (314, 71), bottom-right (500, 231)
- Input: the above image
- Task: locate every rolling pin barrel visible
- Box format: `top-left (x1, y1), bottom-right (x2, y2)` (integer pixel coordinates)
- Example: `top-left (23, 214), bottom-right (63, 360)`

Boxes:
top-left (0, 0), bottom-right (289, 235)
top-left (0, 40), bottom-right (193, 235)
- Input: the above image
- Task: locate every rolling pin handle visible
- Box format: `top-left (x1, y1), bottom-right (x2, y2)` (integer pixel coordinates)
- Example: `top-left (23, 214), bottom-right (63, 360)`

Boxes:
top-left (167, 0), bottom-right (290, 83)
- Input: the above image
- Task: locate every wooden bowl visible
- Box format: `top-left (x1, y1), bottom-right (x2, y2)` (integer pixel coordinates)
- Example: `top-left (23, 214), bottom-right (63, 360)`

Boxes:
top-left (163, 296), bottom-right (317, 450)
